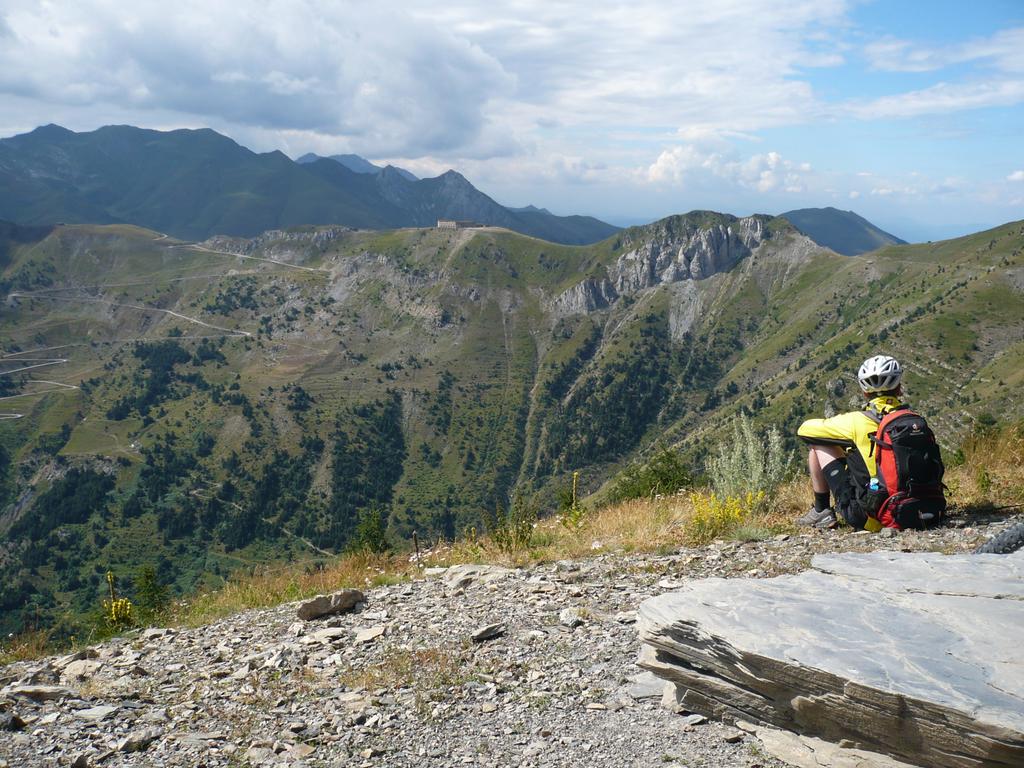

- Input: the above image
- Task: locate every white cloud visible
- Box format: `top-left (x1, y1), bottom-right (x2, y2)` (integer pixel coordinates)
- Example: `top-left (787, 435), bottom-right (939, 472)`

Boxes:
top-left (646, 145), bottom-right (722, 184)
top-left (865, 27), bottom-right (1024, 74)
top-left (0, 0), bottom-right (855, 158)
top-left (869, 184), bottom-right (921, 198)
top-left (845, 80), bottom-right (1024, 121)
top-left (848, 190), bottom-right (860, 199)
top-left (0, 1), bottom-right (514, 156)
top-left (1009, 170), bottom-right (1024, 182)
top-left (645, 145), bottom-right (811, 193)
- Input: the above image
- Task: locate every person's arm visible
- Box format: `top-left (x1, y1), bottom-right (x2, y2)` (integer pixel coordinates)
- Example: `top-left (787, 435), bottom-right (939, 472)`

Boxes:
top-left (797, 411), bottom-right (859, 449)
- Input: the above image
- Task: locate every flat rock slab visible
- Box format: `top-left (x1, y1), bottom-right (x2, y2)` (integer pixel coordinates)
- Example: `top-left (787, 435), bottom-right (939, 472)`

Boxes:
top-left (296, 589), bottom-right (365, 621)
top-left (638, 550), bottom-right (1024, 768)
top-left (441, 564), bottom-right (514, 590)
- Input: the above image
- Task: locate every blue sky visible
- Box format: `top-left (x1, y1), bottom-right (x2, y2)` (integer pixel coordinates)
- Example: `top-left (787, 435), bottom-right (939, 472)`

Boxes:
top-left (0, 0), bottom-right (1022, 240)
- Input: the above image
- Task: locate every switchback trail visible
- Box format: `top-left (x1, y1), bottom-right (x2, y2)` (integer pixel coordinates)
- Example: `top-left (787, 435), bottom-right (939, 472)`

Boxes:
top-left (175, 242), bottom-right (331, 275)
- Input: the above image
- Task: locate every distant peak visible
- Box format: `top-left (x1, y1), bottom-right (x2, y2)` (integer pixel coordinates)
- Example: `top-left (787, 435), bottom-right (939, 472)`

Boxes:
top-left (438, 169), bottom-right (470, 184)
top-left (27, 123), bottom-right (74, 138)
top-left (509, 204), bottom-right (548, 214)
top-left (780, 207), bottom-right (906, 255)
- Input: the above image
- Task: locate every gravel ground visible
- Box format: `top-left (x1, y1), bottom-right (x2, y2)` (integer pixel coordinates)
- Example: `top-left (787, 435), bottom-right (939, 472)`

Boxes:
top-left (1, 514), bottom-right (1017, 768)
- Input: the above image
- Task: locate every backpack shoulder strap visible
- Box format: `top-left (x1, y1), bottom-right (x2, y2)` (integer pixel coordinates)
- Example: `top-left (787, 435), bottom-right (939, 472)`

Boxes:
top-left (864, 399), bottom-right (909, 423)
top-left (869, 406), bottom-right (914, 457)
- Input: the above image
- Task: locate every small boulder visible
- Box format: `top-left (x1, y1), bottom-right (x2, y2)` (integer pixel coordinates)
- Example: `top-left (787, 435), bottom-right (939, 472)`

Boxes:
top-left (53, 649), bottom-right (99, 671)
top-left (1, 712), bottom-right (27, 732)
top-left (0, 684), bottom-right (75, 702)
top-left (75, 705), bottom-right (119, 723)
top-left (307, 627), bottom-right (348, 645)
top-left (245, 746), bottom-right (276, 765)
top-left (354, 625), bottom-right (386, 644)
top-left (559, 607), bottom-right (586, 628)
top-left (141, 627), bottom-right (176, 641)
top-left (116, 727), bottom-right (162, 753)
top-left (442, 564), bottom-right (513, 590)
top-left (297, 589), bottom-right (365, 621)
top-left (471, 623), bottom-right (506, 643)
top-left (60, 659), bottom-right (103, 685)
top-left (288, 743), bottom-right (315, 759)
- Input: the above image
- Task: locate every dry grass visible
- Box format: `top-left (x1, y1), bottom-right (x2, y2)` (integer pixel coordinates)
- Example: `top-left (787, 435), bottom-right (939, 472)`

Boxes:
top-left (174, 551), bottom-right (413, 628)
top-left (436, 496), bottom-right (692, 568)
top-left (0, 628), bottom-right (52, 666)
top-left (434, 488), bottom-right (797, 567)
top-left (339, 646), bottom-right (471, 693)
top-left (945, 423), bottom-right (1024, 513)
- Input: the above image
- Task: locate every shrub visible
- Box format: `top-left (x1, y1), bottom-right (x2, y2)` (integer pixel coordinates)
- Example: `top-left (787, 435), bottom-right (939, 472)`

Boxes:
top-left (348, 506), bottom-right (390, 554)
top-left (608, 447), bottom-right (692, 502)
top-left (133, 565), bottom-right (171, 621)
top-left (707, 414), bottom-right (791, 498)
top-left (485, 494), bottom-right (537, 553)
top-left (685, 491), bottom-right (765, 545)
top-left (558, 471), bottom-right (587, 532)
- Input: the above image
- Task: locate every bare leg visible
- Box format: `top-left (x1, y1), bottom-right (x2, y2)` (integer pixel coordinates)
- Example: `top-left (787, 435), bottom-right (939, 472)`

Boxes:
top-left (808, 446), bottom-right (845, 492)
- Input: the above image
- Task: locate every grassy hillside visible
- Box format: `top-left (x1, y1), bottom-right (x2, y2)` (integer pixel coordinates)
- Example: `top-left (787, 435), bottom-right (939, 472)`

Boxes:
top-left (1, 215), bottom-right (1022, 639)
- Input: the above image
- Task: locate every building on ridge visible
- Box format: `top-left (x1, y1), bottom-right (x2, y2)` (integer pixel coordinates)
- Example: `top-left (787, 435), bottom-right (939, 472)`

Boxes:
top-left (436, 220), bottom-right (480, 230)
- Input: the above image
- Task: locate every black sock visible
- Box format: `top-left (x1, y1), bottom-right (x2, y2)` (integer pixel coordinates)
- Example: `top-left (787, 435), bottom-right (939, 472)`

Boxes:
top-left (814, 491), bottom-right (831, 512)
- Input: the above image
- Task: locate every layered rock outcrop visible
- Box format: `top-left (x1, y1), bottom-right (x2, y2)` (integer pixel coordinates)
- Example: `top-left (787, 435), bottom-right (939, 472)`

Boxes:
top-left (638, 550), bottom-right (1024, 768)
top-left (610, 216), bottom-right (766, 293)
top-left (552, 215), bottom-right (771, 316)
top-left (551, 277), bottom-right (618, 315)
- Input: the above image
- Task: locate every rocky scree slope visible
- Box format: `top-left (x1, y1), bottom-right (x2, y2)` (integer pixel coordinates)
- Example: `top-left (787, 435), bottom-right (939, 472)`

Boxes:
top-left (1, 516), bottom-right (1015, 768)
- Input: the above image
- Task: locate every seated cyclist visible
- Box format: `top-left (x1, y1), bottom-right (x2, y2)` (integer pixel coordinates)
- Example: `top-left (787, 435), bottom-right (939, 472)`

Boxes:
top-left (796, 355), bottom-right (904, 530)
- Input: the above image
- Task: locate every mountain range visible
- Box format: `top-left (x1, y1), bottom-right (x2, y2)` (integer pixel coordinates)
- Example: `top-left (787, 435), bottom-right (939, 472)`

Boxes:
top-left (0, 210), bottom-right (1021, 638)
top-left (0, 125), bottom-right (618, 245)
top-left (0, 124), bottom-right (913, 255)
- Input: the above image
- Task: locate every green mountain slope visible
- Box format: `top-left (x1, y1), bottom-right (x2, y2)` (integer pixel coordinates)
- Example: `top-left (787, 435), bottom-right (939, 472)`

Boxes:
top-left (782, 206), bottom-right (906, 255)
top-left (0, 125), bottom-right (617, 245)
top-left (1, 215), bottom-right (1021, 638)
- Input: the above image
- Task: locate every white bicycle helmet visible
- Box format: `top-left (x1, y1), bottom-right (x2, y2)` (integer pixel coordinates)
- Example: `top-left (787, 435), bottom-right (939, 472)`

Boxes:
top-left (857, 355), bottom-right (902, 394)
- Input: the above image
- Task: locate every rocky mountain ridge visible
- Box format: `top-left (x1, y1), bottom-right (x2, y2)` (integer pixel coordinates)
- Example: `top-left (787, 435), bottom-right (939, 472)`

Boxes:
top-left (552, 214), bottom-right (778, 316)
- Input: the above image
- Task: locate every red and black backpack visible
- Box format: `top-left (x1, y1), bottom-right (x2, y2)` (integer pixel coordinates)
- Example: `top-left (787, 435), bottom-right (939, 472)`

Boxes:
top-left (868, 408), bottom-right (946, 529)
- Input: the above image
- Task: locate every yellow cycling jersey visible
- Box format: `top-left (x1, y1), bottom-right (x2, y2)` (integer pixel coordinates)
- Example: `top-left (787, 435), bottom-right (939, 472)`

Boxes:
top-left (797, 395), bottom-right (904, 479)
